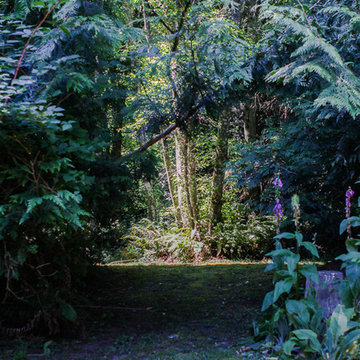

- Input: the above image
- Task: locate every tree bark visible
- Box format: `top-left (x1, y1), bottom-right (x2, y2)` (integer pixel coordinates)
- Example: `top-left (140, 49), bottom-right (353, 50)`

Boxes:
top-left (144, 180), bottom-right (156, 221)
top-left (209, 112), bottom-right (230, 233)
top-left (161, 138), bottom-right (182, 225)
top-left (243, 103), bottom-right (257, 142)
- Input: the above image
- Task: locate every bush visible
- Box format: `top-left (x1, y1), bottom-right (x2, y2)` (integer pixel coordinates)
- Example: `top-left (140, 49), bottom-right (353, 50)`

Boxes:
top-left (210, 214), bottom-right (276, 260)
top-left (123, 219), bottom-right (210, 263)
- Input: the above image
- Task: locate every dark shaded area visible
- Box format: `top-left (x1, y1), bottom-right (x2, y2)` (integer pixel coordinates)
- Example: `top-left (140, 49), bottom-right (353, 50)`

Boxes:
top-left (0, 264), bottom-right (272, 359)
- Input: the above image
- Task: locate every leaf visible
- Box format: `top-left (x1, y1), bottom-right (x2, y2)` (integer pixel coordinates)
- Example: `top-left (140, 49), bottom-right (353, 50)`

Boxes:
top-left (274, 232), bottom-right (296, 240)
top-left (328, 305), bottom-right (349, 344)
top-left (292, 329), bottom-right (321, 352)
top-left (339, 329), bottom-right (360, 357)
top-left (338, 281), bottom-right (354, 308)
top-left (283, 339), bottom-right (296, 355)
top-left (262, 290), bottom-right (274, 311)
top-left (299, 264), bottom-right (319, 284)
top-left (301, 241), bottom-right (319, 258)
top-left (58, 299), bottom-right (77, 322)
top-left (340, 219), bottom-right (348, 235)
top-left (287, 253), bottom-right (300, 276)
top-left (59, 25), bottom-right (71, 37)
top-left (295, 232), bottom-right (303, 246)
top-left (273, 277), bottom-right (293, 303)
top-left (286, 300), bottom-right (310, 325)
top-left (266, 249), bottom-right (295, 258)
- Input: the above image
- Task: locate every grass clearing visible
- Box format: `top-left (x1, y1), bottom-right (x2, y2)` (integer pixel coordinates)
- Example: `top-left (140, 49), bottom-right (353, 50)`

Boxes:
top-left (1, 262), bottom-right (273, 359)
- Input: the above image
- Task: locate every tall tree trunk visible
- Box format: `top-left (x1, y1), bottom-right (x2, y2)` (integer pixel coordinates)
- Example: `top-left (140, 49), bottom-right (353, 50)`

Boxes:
top-left (173, 128), bottom-right (198, 231)
top-left (161, 137), bottom-right (182, 226)
top-left (209, 113), bottom-right (229, 234)
top-left (243, 103), bottom-right (256, 142)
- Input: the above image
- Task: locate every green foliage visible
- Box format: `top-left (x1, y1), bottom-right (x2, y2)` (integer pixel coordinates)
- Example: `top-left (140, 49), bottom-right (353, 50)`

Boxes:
top-left (261, 231), bottom-right (319, 312)
top-left (209, 213), bottom-right (276, 260)
top-left (260, 199), bottom-right (360, 359)
top-left (0, 7), bottom-right (98, 333)
top-left (123, 219), bottom-right (210, 263)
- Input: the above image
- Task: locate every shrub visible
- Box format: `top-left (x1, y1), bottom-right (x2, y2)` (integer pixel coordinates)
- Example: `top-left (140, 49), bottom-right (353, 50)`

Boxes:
top-left (123, 219), bottom-right (210, 263)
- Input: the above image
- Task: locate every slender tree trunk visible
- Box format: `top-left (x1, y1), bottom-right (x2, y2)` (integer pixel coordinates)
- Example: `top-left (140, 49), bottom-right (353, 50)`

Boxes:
top-left (161, 138), bottom-right (182, 225)
top-left (174, 129), bottom-right (187, 227)
top-left (182, 131), bottom-right (198, 230)
top-left (209, 113), bottom-right (229, 234)
top-left (144, 180), bottom-right (156, 221)
top-left (188, 139), bottom-right (198, 228)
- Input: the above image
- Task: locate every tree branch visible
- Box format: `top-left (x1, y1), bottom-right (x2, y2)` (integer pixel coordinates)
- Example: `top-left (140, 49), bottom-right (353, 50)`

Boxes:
top-left (4, 0), bottom-right (64, 105)
top-left (171, 0), bottom-right (192, 52)
top-left (121, 102), bottom-right (203, 160)
top-left (144, 0), bottom-right (175, 34)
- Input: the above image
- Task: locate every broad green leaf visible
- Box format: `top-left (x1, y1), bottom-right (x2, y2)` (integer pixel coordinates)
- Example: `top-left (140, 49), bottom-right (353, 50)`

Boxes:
top-left (299, 264), bottom-right (319, 284)
top-left (338, 281), bottom-right (354, 308)
top-left (286, 253), bottom-right (300, 276)
top-left (274, 232), bottom-right (296, 240)
top-left (262, 290), bottom-right (274, 311)
top-left (292, 329), bottom-right (321, 352)
top-left (328, 305), bottom-right (349, 343)
top-left (267, 249), bottom-right (295, 258)
top-left (301, 241), bottom-right (319, 258)
top-left (295, 232), bottom-right (303, 246)
top-left (273, 277), bottom-right (293, 303)
top-left (283, 339), bottom-right (296, 355)
top-left (340, 219), bottom-right (348, 235)
top-left (286, 300), bottom-right (310, 325)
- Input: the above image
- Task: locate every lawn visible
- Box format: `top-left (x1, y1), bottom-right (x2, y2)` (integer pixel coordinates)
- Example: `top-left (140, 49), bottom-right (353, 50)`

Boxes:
top-left (1, 262), bottom-right (273, 360)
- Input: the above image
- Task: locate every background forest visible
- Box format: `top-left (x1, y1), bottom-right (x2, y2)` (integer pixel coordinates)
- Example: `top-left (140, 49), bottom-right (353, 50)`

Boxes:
top-left (1, 0), bottom-right (360, 341)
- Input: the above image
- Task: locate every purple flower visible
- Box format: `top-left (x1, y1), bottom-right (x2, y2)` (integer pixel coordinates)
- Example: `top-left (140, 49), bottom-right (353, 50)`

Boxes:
top-left (272, 177), bottom-right (283, 188)
top-left (346, 187), bottom-right (355, 199)
top-left (273, 198), bottom-right (284, 221)
top-left (346, 186), bottom-right (355, 219)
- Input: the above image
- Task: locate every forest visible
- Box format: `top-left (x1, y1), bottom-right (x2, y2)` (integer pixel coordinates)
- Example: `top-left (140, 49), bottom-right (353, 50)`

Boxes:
top-left (2, 0), bottom-right (360, 358)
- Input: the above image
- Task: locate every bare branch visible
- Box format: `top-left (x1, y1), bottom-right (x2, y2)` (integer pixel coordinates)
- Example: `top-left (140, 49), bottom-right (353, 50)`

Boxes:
top-left (121, 102), bottom-right (203, 160)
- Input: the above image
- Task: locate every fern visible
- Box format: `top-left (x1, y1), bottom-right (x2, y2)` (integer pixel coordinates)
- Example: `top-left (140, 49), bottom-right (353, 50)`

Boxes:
top-left (261, 1), bottom-right (360, 119)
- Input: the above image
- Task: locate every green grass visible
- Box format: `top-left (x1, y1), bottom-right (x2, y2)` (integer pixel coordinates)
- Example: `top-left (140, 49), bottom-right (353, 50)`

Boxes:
top-left (0, 262), bottom-right (273, 360)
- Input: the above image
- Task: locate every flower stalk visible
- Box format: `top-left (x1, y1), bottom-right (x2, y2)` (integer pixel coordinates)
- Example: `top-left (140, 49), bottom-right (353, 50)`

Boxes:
top-left (346, 187), bottom-right (355, 239)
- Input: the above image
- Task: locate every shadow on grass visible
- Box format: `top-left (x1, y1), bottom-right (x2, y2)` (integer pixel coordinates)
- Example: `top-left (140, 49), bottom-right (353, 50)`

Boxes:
top-left (86, 263), bottom-right (272, 337)
top-left (1, 263), bottom-right (273, 360)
